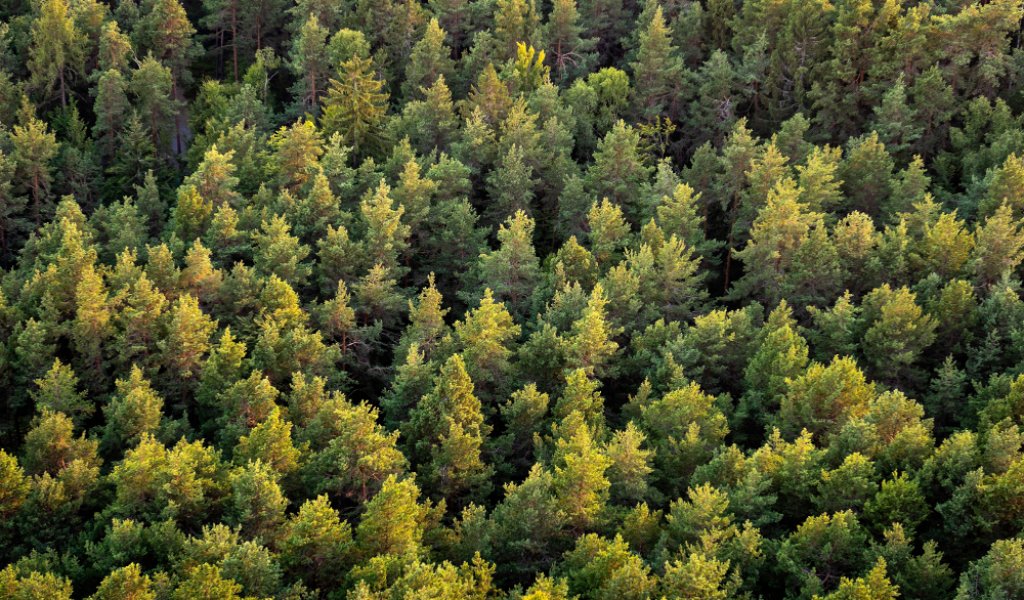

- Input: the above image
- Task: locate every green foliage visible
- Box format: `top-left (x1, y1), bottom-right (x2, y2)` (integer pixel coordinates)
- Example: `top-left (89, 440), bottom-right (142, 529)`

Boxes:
top-left (2, 1), bottom-right (1024, 597)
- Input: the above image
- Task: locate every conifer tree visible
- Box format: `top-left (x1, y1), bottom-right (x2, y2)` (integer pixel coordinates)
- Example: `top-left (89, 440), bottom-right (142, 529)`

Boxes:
top-left (27, 0), bottom-right (83, 106)
top-left (973, 203), bottom-right (1024, 287)
top-left (278, 495), bottom-right (353, 590)
top-left (130, 56), bottom-right (178, 155)
top-left (288, 15), bottom-right (330, 114)
top-left (92, 70), bottom-right (130, 161)
top-left (135, 0), bottom-right (198, 91)
top-left (160, 294), bottom-right (218, 389)
top-left (360, 181), bottom-right (410, 274)
top-left (630, 6), bottom-right (683, 121)
top-left (9, 100), bottom-right (59, 226)
top-left (585, 121), bottom-right (652, 224)
top-left (253, 215), bottom-right (312, 287)
top-left (356, 475), bottom-right (430, 559)
top-left (404, 354), bottom-right (493, 504)
top-left (493, 0), bottom-right (541, 60)
top-left (403, 19), bottom-right (456, 101)
top-left (71, 264), bottom-right (112, 386)
top-left (103, 366), bottom-right (164, 453)
top-left (542, 0), bottom-right (596, 84)
top-left (31, 359), bottom-right (90, 425)
top-left (564, 283), bottom-right (619, 378)
top-left (475, 211), bottom-right (541, 321)
top-left (321, 55), bottom-right (389, 159)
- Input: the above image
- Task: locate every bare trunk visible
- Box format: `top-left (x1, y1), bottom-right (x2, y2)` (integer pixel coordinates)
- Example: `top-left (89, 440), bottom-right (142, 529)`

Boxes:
top-left (31, 172), bottom-right (40, 225)
top-left (231, 3), bottom-right (239, 81)
top-left (58, 69), bottom-right (67, 107)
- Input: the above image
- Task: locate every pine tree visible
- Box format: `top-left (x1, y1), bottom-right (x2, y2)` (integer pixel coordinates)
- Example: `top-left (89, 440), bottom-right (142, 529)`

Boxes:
top-left (739, 301), bottom-right (810, 439)
top-left (31, 359), bottom-right (90, 424)
top-left (639, 382), bottom-right (729, 493)
top-left (134, 0), bottom-right (198, 91)
top-left (585, 121), bottom-right (652, 224)
top-left (973, 203), bottom-right (1024, 287)
top-left (776, 511), bottom-right (869, 597)
top-left (92, 70), bottom-right (130, 161)
top-left (450, 289), bottom-right (522, 401)
top-left (0, 450), bottom-right (29, 518)
top-left (796, 146), bottom-right (843, 214)
top-left (659, 552), bottom-right (737, 599)
top-left (321, 55), bottom-right (389, 159)
top-left (0, 149), bottom-right (25, 259)
top-left (839, 132), bottom-right (894, 220)
top-left (234, 408), bottom-right (301, 477)
top-left (778, 356), bottom-right (874, 442)
top-left (304, 396), bottom-right (405, 502)
top-left (542, 0), bottom-right (596, 84)
top-left (102, 366), bottom-right (164, 452)
top-left (98, 21), bottom-right (133, 73)
top-left (860, 284), bottom-right (936, 384)
top-left (587, 198), bottom-right (631, 269)
top-left (637, 231), bottom-right (708, 322)
top-left (630, 6), bottom-right (683, 121)
top-left (493, 0), bottom-right (541, 60)
top-left (395, 274), bottom-right (449, 364)
top-left (955, 538), bottom-right (1024, 600)
top-left (160, 294), bottom-right (218, 388)
top-left (22, 408), bottom-right (100, 476)
top-left (475, 211), bottom-right (541, 321)
top-left (605, 423), bottom-right (654, 505)
top-left (27, 0), bottom-right (83, 106)
top-left (655, 182), bottom-right (716, 259)
top-left (183, 145), bottom-right (241, 210)
top-left (226, 459), bottom-right (288, 541)
top-left (270, 118), bottom-right (323, 192)
top-left (252, 215), bottom-right (312, 287)
top-left (214, 371), bottom-right (280, 446)
top-left (360, 181), bottom-right (410, 274)
top-left (551, 419), bottom-right (612, 532)
top-left (564, 283), bottom-right (619, 378)
top-left (355, 474), bottom-right (430, 559)
top-left (730, 179), bottom-right (823, 307)
top-left (130, 56), bottom-right (178, 155)
top-left (403, 18), bottom-right (455, 101)
top-left (9, 100), bottom-right (59, 226)
top-left (105, 115), bottom-right (158, 196)
top-left (510, 43), bottom-right (549, 95)
top-left (486, 144), bottom-right (536, 224)
top-left (112, 272), bottom-right (167, 376)
top-left (404, 354), bottom-right (493, 504)
top-left (870, 76), bottom-right (922, 163)
top-left (288, 15), bottom-right (330, 114)
top-left (71, 264), bottom-right (112, 388)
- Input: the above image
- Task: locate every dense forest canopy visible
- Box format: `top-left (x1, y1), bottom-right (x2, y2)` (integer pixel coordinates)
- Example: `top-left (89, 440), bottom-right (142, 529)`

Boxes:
top-left (3, 0), bottom-right (1024, 597)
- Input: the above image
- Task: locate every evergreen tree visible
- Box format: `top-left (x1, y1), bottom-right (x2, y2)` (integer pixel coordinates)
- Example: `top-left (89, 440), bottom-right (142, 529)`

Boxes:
top-left (585, 121), bottom-right (652, 224)
top-left (630, 6), bottom-right (683, 121)
top-left (103, 366), bottom-right (164, 452)
top-left (403, 18), bottom-right (456, 101)
top-left (27, 0), bottom-right (83, 106)
top-left (321, 55), bottom-right (389, 159)
top-left (475, 211), bottom-right (541, 321)
top-left (9, 100), bottom-right (59, 225)
top-left (288, 15), bottom-right (330, 114)
top-left (542, 0), bottom-right (596, 84)
top-left (404, 354), bottom-right (493, 504)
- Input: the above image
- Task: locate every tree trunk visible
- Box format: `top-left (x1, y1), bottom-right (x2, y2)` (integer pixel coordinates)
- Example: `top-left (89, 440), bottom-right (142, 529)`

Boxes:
top-left (231, 2), bottom-right (239, 81)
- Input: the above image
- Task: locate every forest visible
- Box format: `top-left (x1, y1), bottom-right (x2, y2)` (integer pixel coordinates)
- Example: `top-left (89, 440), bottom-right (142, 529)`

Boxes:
top-left (2, 0), bottom-right (1024, 597)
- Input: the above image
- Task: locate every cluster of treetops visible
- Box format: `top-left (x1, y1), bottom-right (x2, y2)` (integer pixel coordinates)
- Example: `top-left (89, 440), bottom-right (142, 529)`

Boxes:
top-left (5, 0), bottom-right (1024, 597)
